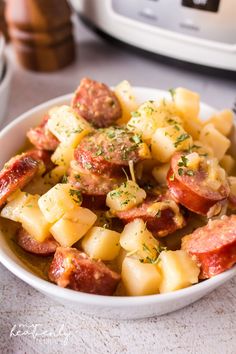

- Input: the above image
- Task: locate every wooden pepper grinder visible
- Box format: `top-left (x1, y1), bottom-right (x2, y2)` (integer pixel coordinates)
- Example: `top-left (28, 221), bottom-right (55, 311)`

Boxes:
top-left (0, 1), bottom-right (9, 42)
top-left (5, 0), bottom-right (76, 72)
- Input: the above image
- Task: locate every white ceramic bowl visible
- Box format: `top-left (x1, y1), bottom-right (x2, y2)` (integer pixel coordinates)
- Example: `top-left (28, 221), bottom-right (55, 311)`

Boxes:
top-left (0, 87), bottom-right (235, 320)
top-left (0, 56), bottom-right (12, 126)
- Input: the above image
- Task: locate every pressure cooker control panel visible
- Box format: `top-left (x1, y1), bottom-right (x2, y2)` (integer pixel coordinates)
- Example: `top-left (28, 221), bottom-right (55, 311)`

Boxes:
top-left (112, 0), bottom-right (235, 44)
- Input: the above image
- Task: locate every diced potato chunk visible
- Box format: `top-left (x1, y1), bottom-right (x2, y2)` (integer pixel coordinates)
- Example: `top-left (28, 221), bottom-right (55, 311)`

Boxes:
top-left (191, 140), bottom-right (214, 157)
top-left (127, 101), bottom-right (160, 141)
top-left (106, 180), bottom-right (146, 212)
top-left (127, 100), bottom-right (183, 142)
top-left (151, 125), bottom-right (192, 162)
top-left (82, 226), bottom-right (120, 261)
top-left (174, 87), bottom-right (200, 121)
top-left (38, 183), bottom-right (82, 223)
top-left (47, 105), bottom-right (92, 147)
top-left (220, 155), bottom-right (235, 175)
top-left (116, 248), bottom-right (127, 272)
top-left (122, 257), bottom-right (161, 296)
top-left (44, 166), bottom-right (67, 185)
top-left (50, 206), bottom-right (97, 247)
top-left (115, 80), bottom-right (138, 124)
top-left (120, 218), bottom-right (159, 260)
top-left (51, 144), bottom-right (74, 168)
top-left (159, 250), bottom-right (200, 293)
top-left (184, 152), bottom-right (201, 170)
top-left (204, 157), bottom-right (227, 191)
top-left (1, 190), bottom-right (32, 222)
top-left (1, 192), bottom-right (52, 242)
top-left (17, 195), bottom-right (52, 242)
top-left (205, 109), bottom-right (233, 136)
top-left (199, 123), bottom-right (230, 160)
top-left (182, 117), bottom-right (202, 140)
top-left (152, 163), bottom-right (170, 185)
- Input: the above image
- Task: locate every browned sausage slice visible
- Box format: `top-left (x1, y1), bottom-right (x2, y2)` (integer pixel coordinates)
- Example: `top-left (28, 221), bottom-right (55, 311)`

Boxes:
top-left (26, 149), bottom-right (55, 173)
top-left (167, 152), bottom-right (230, 215)
top-left (16, 228), bottom-right (58, 256)
top-left (68, 161), bottom-right (125, 196)
top-left (27, 114), bottom-right (59, 151)
top-left (71, 77), bottom-right (122, 128)
top-left (182, 215), bottom-right (236, 279)
top-left (48, 247), bottom-right (121, 295)
top-left (74, 127), bottom-right (149, 177)
top-left (0, 153), bottom-right (40, 207)
top-left (116, 195), bottom-right (186, 237)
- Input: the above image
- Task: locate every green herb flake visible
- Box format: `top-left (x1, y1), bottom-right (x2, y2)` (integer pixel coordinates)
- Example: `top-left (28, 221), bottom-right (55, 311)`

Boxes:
top-left (174, 125), bottom-right (180, 131)
top-left (95, 148), bottom-right (103, 156)
top-left (169, 88), bottom-right (176, 100)
top-left (174, 133), bottom-right (190, 148)
top-left (131, 111), bottom-right (141, 118)
top-left (186, 170), bottom-right (195, 176)
top-left (61, 175), bottom-right (68, 183)
top-left (143, 243), bottom-right (151, 253)
top-left (131, 134), bottom-right (142, 144)
top-left (178, 155), bottom-right (188, 167)
top-left (69, 189), bottom-right (82, 204)
top-left (178, 168), bottom-right (184, 176)
top-left (84, 162), bottom-right (92, 170)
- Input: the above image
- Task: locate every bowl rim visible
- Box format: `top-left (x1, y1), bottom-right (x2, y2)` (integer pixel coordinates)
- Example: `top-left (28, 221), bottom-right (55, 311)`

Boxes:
top-left (0, 56), bottom-right (12, 92)
top-left (0, 87), bottom-right (235, 306)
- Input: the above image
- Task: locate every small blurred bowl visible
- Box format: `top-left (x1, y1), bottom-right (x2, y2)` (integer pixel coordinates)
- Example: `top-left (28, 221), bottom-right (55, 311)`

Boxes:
top-left (0, 55), bottom-right (12, 126)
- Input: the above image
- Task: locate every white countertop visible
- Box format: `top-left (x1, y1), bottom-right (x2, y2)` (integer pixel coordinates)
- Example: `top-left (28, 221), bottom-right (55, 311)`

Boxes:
top-left (0, 18), bottom-right (236, 354)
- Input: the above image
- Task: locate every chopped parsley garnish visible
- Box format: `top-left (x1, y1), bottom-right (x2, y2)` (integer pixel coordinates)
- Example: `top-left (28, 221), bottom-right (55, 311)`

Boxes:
top-left (69, 189), bottom-right (82, 204)
top-left (169, 173), bottom-right (175, 181)
top-left (156, 210), bottom-right (162, 218)
top-left (61, 175), bottom-right (68, 183)
top-left (140, 243), bottom-right (167, 264)
top-left (169, 88), bottom-right (176, 100)
top-left (178, 168), bottom-right (184, 176)
top-left (107, 131), bottom-right (116, 139)
top-left (178, 156), bottom-right (188, 168)
top-left (131, 111), bottom-right (141, 118)
top-left (174, 125), bottom-right (180, 131)
top-left (174, 133), bottom-right (190, 148)
top-left (131, 134), bottom-right (142, 144)
top-left (84, 162), bottom-right (92, 170)
top-left (192, 144), bottom-right (201, 150)
top-left (178, 167), bottom-right (195, 177)
top-left (186, 170), bottom-right (195, 176)
top-left (95, 147), bottom-right (103, 156)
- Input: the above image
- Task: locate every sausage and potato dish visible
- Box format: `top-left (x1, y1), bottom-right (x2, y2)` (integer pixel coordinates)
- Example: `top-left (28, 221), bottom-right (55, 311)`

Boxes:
top-left (1, 78), bottom-right (236, 297)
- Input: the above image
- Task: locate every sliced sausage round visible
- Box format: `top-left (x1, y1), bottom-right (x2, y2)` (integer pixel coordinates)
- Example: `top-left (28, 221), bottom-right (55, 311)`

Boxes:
top-left (48, 247), bottom-right (121, 295)
top-left (71, 77), bottom-right (122, 128)
top-left (16, 228), bottom-right (58, 256)
top-left (182, 215), bottom-right (236, 279)
top-left (26, 149), bottom-right (55, 173)
top-left (27, 114), bottom-right (59, 151)
top-left (116, 195), bottom-right (186, 237)
top-left (74, 126), bottom-right (149, 177)
top-left (69, 160), bottom-right (125, 196)
top-left (0, 153), bottom-right (40, 207)
top-left (167, 152), bottom-right (230, 215)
